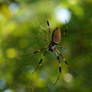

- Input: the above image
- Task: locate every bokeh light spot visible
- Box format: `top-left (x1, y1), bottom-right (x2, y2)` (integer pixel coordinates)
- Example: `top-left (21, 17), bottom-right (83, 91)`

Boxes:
top-left (64, 73), bottom-right (73, 83)
top-left (9, 3), bottom-right (19, 15)
top-left (6, 48), bottom-right (17, 58)
top-left (68, 0), bottom-right (78, 5)
top-left (3, 89), bottom-right (13, 92)
top-left (55, 6), bottom-right (72, 24)
top-left (0, 79), bottom-right (6, 89)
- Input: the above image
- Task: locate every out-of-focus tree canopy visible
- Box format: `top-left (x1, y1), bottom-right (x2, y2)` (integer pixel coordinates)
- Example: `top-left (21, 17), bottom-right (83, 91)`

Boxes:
top-left (0, 0), bottom-right (92, 92)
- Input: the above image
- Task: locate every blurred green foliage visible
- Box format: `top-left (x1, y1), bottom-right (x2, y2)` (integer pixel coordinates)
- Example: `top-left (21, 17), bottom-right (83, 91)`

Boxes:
top-left (0, 0), bottom-right (92, 92)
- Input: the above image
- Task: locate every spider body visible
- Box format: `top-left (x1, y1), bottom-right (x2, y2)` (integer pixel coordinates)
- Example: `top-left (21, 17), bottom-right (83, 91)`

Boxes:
top-left (32, 20), bottom-right (68, 85)
top-left (48, 27), bottom-right (61, 52)
top-left (48, 41), bottom-right (57, 52)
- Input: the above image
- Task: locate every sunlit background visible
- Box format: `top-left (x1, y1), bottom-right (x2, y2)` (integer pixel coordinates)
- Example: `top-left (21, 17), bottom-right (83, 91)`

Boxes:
top-left (0, 0), bottom-right (92, 92)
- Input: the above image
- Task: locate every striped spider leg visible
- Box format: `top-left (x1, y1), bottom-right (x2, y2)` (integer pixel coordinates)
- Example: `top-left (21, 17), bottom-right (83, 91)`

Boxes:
top-left (53, 49), bottom-right (62, 85)
top-left (32, 49), bottom-right (48, 73)
top-left (56, 48), bottom-right (69, 65)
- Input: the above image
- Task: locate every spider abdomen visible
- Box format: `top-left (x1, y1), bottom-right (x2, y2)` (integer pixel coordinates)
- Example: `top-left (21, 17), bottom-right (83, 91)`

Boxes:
top-left (52, 27), bottom-right (61, 44)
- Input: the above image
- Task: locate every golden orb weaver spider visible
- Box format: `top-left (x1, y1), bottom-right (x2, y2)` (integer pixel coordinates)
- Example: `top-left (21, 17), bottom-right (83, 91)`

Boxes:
top-left (31, 19), bottom-right (69, 85)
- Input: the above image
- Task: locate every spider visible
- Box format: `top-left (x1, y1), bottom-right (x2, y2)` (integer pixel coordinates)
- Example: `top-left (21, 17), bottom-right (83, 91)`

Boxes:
top-left (31, 19), bottom-right (69, 85)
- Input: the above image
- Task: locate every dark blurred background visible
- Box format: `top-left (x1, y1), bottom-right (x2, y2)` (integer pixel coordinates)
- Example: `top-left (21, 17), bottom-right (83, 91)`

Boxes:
top-left (0, 0), bottom-right (92, 92)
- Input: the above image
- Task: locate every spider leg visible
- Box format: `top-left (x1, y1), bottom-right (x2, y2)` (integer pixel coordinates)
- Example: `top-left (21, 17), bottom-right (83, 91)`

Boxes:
top-left (60, 53), bottom-right (69, 65)
top-left (54, 51), bottom-right (62, 85)
top-left (46, 17), bottom-right (52, 41)
top-left (20, 47), bottom-right (47, 57)
top-left (32, 50), bottom-right (48, 73)
top-left (46, 18), bottom-right (51, 34)
top-left (56, 49), bottom-right (69, 65)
